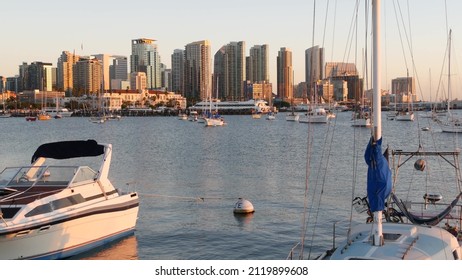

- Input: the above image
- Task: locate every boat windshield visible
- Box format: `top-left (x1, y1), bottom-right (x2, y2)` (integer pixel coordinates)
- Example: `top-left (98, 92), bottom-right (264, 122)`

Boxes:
top-left (0, 165), bottom-right (97, 188)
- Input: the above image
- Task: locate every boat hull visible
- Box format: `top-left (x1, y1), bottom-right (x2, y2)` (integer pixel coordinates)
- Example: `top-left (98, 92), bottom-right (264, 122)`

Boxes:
top-left (0, 195), bottom-right (139, 260)
top-left (285, 113), bottom-right (299, 122)
top-left (204, 118), bottom-right (224, 126)
top-left (299, 115), bottom-right (329, 123)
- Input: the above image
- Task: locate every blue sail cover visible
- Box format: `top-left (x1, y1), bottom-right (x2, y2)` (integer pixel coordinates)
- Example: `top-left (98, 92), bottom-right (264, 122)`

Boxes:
top-left (365, 137), bottom-right (392, 212)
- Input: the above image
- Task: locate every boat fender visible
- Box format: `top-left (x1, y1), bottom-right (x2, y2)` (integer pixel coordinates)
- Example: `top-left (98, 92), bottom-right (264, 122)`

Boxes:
top-left (414, 159), bottom-right (426, 171)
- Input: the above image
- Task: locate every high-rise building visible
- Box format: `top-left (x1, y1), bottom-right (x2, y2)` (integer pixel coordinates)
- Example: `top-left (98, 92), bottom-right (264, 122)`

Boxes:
top-left (305, 46), bottom-right (324, 85)
top-left (130, 38), bottom-right (161, 89)
top-left (213, 47), bottom-right (225, 100)
top-left (184, 40), bottom-right (211, 102)
top-left (160, 63), bottom-right (172, 90)
top-left (0, 76), bottom-right (5, 94)
top-left (171, 49), bottom-right (184, 94)
top-left (21, 61), bottom-right (53, 91)
top-left (277, 47), bottom-right (293, 102)
top-left (248, 44), bottom-right (269, 83)
top-left (73, 58), bottom-right (102, 95)
top-left (392, 76), bottom-right (416, 103)
top-left (57, 51), bottom-right (80, 95)
top-left (214, 41), bottom-right (246, 101)
top-left (93, 54), bottom-right (110, 90)
top-left (325, 62), bottom-right (358, 78)
top-left (109, 55), bottom-right (128, 90)
top-left (94, 54), bottom-right (128, 90)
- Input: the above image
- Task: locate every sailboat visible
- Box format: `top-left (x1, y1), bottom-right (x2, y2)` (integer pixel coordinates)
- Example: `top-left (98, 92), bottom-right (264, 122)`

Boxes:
top-left (90, 89), bottom-right (106, 124)
top-left (395, 70), bottom-right (415, 121)
top-left (204, 78), bottom-right (225, 127)
top-left (299, 82), bottom-right (329, 124)
top-left (290, 0), bottom-right (462, 260)
top-left (286, 75), bottom-right (299, 122)
top-left (351, 104), bottom-right (372, 127)
top-left (437, 30), bottom-right (462, 133)
top-left (37, 92), bottom-right (51, 121)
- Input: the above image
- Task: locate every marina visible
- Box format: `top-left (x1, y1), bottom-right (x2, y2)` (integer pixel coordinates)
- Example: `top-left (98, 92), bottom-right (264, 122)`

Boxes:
top-left (1, 111), bottom-right (461, 259)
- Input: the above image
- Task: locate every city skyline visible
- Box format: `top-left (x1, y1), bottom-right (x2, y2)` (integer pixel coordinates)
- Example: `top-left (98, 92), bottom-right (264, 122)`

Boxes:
top-left (2, 0), bottom-right (462, 101)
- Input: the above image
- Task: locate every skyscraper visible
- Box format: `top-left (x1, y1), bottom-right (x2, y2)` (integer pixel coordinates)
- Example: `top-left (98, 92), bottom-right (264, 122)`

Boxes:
top-left (171, 49), bottom-right (184, 94)
top-left (214, 41), bottom-right (246, 101)
top-left (305, 46), bottom-right (324, 85)
top-left (184, 40), bottom-right (211, 102)
top-left (57, 51), bottom-right (80, 95)
top-left (213, 47), bottom-right (225, 100)
top-left (248, 44), bottom-right (269, 83)
top-left (73, 58), bottom-right (102, 95)
top-left (22, 61), bottom-right (53, 92)
top-left (277, 47), bottom-right (293, 102)
top-left (93, 54), bottom-right (111, 90)
top-left (130, 38), bottom-right (161, 89)
top-left (109, 55), bottom-right (128, 90)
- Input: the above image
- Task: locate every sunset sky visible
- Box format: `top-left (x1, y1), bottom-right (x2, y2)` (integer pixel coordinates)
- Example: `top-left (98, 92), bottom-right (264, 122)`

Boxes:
top-left (1, 0), bottom-right (462, 101)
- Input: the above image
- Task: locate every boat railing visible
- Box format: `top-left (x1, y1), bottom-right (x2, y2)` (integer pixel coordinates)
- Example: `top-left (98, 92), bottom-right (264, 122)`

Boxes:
top-left (389, 200), bottom-right (462, 222)
top-left (286, 242), bottom-right (302, 260)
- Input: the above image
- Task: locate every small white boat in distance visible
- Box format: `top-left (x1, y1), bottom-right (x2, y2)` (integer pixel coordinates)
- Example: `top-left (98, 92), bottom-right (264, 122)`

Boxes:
top-left (204, 115), bottom-right (225, 126)
top-left (266, 112), bottom-right (276, 120)
top-left (0, 140), bottom-right (139, 259)
top-left (286, 111), bottom-right (299, 122)
top-left (299, 107), bottom-right (329, 124)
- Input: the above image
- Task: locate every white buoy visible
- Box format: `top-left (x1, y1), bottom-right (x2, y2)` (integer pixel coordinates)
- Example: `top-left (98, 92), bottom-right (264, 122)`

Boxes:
top-left (233, 198), bottom-right (255, 214)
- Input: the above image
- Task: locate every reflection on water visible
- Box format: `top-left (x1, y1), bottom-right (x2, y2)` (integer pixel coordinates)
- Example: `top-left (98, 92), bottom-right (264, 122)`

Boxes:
top-left (76, 235), bottom-right (138, 260)
top-left (233, 212), bottom-right (254, 229)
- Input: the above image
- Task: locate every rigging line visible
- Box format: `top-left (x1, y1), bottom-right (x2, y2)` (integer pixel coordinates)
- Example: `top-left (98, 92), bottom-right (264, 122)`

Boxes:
top-left (445, 0), bottom-right (449, 38)
top-left (307, 111), bottom-right (339, 259)
top-left (391, 0), bottom-right (409, 71)
top-left (138, 193), bottom-right (235, 201)
top-left (300, 110), bottom-right (315, 259)
top-left (330, 0), bottom-right (337, 62)
top-left (342, 0), bottom-right (360, 65)
top-left (300, 0), bottom-right (317, 259)
top-left (383, 1), bottom-right (388, 91)
top-left (363, 0), bottom-right (369, 90)
top-left (321, 0), bottom-right (330, 48)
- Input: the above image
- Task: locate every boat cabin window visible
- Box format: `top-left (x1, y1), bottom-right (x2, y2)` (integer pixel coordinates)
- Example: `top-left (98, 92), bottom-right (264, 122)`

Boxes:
top-left (25, 194), bottom-right (85, 217)
top-left (383, 233), bottom-right (402, 241)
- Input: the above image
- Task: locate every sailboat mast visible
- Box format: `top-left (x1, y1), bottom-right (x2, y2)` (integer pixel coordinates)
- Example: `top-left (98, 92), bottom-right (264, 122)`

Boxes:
top-left (372, 0), bottom-right (384, 247)
top-left (448, 29), bottom-right (451, 113)
top-left (373, 0), bottom-right (381, 141)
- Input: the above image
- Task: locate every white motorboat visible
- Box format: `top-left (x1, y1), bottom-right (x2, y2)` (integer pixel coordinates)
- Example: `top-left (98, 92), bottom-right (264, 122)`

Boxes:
top-left (0, 140), bottom-right (139, 259)
top-left (43, 107), bottom-right (73, 118)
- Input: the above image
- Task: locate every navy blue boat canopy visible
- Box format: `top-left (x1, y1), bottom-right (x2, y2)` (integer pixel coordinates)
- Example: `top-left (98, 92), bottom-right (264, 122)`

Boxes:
top-left (31, 140), bottom-right (105, 163)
